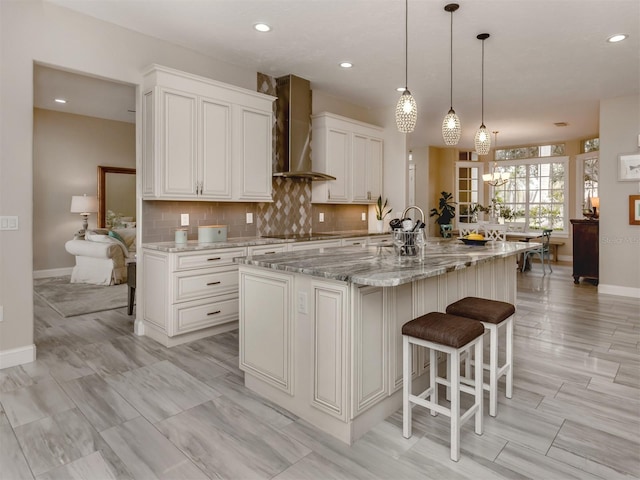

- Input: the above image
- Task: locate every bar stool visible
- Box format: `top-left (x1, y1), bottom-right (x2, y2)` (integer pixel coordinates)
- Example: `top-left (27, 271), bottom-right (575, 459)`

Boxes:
top-left (402, 312), bottom-right (485, 461)
top-left (446, 297), bottom-right (515, 417)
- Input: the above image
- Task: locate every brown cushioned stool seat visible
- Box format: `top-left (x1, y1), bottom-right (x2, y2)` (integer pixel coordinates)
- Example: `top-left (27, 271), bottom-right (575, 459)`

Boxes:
top-left (445, 296), bottom-right (516, 417)
top-left (446, 297), bottom-right (515, 324)
top-left (402, 312), bottom-right (485, 461)
top-left (402, 312), bottom-right (485, 348)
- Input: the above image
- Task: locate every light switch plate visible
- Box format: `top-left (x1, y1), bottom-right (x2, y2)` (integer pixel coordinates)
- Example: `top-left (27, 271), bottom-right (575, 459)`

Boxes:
top-left (180, 214), bottom-right (189, 226)
top-left (297, 292), bottom-right (308, 314)
top-left (0, 216), bottom-right (18, 230)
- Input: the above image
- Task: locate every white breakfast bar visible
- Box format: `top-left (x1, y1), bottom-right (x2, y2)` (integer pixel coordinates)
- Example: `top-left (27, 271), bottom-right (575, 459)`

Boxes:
top-left (236, 240), bottom-right (532, 444)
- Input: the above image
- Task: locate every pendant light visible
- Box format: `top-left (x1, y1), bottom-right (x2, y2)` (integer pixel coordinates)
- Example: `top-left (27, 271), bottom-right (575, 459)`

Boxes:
top-left (483, 131), bottom-right (510, 186)
top-left (474, 33), bottom-right (491, 155)
top-left (396, 0), bottom-right (417, 133)
top-left (442, 3), bottom-right (461, 145)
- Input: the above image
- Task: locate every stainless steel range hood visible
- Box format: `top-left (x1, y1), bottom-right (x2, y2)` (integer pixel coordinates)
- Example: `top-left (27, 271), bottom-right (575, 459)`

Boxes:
top-left (272, 75), bottom-right (336, 181)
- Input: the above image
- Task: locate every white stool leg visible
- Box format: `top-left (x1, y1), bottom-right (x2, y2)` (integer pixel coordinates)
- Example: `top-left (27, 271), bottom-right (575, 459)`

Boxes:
top-left (450, 349), bottom-right (460, 462)
top-left (446, 352), bottom-right (451, 401)
top-left (506, 316), bottom-right (514, 399)
top-left (474, 337), bottom-right (483, 435)
top-left (403, 335), bottom-right (412, 438)
top-left (430, 348), bottom-right (437, 416)
top-left (488, 323), bottom-right (498, 417)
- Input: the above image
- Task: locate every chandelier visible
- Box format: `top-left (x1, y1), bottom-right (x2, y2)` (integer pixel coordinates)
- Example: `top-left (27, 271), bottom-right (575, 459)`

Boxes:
top-left (483, 131), bottom-right (510, 187)
top-left (441, 3), bottom-right (461, 145)
top-left (396, 0), bottom-right (417, 133)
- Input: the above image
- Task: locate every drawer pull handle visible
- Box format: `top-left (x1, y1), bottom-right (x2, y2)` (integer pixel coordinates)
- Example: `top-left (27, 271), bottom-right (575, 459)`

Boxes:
top-left (352, 242), bottom-right (361, 245)
top-left (207, 257), bottom-right (222, 261)
top-left (264, 251), bottom-right (276, 254)
top-left (207, 310), bottom-right (221, 316)
top-left (207, 281), bottom-right (221, 286)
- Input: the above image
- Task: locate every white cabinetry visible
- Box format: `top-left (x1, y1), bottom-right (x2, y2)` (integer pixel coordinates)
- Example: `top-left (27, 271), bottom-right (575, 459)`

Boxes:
top-left (141, 246), bottom-right (246, 347)
top-left (142, 65), bottom-right (274, 202)
top-left (289, 239), bottom-right (342, 251)
top-left (312, 113), bottom-right (384, 204)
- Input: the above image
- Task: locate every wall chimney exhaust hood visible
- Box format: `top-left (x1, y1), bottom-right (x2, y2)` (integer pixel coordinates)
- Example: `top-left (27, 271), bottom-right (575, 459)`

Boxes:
top-left (272, 75), bottom-right (336, 181)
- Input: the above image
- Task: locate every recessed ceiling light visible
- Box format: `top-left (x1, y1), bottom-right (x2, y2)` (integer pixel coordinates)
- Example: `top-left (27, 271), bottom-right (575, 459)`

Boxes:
top-left (54, 98), bottom-right (67, 104)
top-left (396, 87), bottom-right (406, 92)
top-left (607, 33), bottom-right (628, 43)
top-left (339, 62), bottom-right (353, 68)
top-left (253, 23), bottom-right (271, 32)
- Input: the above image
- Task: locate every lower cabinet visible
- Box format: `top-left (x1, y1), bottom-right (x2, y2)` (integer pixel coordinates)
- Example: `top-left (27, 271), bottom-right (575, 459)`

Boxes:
top-left (141, 246), bottom-right (246, 346)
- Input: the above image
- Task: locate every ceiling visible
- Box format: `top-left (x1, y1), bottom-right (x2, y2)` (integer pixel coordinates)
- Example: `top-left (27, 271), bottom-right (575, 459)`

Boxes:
top-left (40, 0), bottom-right (639, 150)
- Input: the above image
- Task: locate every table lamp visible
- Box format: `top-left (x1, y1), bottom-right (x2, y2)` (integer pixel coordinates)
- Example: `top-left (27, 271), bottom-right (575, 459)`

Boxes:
top-left (70, 194), bottom-right (98, 232)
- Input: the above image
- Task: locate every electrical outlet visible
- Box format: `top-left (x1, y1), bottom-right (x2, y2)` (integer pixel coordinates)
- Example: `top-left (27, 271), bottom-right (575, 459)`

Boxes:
top-left (180, 214), bottom-right (189, 226)
top-left (0, 216), bottom-right (18, 230)
top-left (319, 212), bottom-right (324, 222)
top-left (0, 305), bottom-right (3, 322)
top-left (361, 212), bottom-right (366, 221)
top-left (246, 212), bottom-right (253, 224)
top-left (297, 292), bottom-right (308, 314)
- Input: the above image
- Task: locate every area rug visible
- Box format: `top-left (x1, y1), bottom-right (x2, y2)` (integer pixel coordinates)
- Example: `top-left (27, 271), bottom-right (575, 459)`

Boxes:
top-left (34, 276), bottom-right (128, 317)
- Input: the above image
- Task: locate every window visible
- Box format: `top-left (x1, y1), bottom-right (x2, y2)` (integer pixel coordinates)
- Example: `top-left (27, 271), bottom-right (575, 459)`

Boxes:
top-left (495, 143), bottom-right (565, 160)
top-left (455, 161), bottom-right (484, 225)
top-left (576, 152), bottom-right (599, 216)
top-left (491, 156), bottom-right (569, 233)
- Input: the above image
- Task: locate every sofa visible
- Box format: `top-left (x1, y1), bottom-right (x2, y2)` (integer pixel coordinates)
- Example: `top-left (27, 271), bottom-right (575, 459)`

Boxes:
top-left (65, 228), bottom-right (136, 285)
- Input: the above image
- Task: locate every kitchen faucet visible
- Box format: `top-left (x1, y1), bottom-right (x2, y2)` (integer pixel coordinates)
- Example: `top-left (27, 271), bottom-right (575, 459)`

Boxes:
top-left (402, 205), bottom-right (425, 224)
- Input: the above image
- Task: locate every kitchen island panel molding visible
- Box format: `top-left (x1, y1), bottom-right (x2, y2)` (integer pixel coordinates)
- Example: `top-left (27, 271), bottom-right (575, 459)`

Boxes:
top-left (239, 269), bottom-right (294, 395)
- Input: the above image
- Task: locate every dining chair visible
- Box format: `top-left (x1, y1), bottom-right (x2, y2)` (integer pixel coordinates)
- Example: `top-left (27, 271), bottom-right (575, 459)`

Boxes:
top-left (483, 224), bottom-right (507, 242)
top-left (458, 223), bottom-right (480, 238)
top-left (521, 229), bottom-right (553, 274)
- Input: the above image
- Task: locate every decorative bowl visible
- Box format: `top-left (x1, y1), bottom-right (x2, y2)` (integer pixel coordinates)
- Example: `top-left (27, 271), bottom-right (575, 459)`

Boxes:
top-left (460, 237), bottom-right (490, 246)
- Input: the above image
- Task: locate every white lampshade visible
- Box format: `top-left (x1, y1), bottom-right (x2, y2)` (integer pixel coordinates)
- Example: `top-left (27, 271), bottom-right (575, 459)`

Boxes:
top-left (70, 194), bottom-right (98, 214)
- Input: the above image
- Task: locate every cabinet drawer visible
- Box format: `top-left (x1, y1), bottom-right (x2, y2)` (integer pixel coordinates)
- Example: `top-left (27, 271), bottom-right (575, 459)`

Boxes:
top-left (173, 266), bottom-right (238, 302)
top-left (247, 244), bottom-right (288, 256)
top-left (172, 294), bottom-right (239, 335)
top-left (341, 237), bottom-right (368, 247)
top-left (175, 247), bottom-right (246, 270)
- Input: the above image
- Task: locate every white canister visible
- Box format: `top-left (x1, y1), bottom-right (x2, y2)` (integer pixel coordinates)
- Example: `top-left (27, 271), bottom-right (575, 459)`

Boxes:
top-left (175, 228), bottom-right (188, 244)
top-left (198, 225), bottom-right (228, 243)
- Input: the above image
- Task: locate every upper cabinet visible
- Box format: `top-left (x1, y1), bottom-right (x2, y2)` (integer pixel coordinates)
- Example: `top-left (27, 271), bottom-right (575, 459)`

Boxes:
top-left (312, 113), bottom-right (383, 204)
top-left (142, 65), bottom-right (275, 202)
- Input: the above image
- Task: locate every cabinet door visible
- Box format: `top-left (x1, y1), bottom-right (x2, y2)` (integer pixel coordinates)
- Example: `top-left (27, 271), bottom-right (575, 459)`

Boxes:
top-left (235, 106), bottom-right (273, 201)
top-left (199, 97), bottom-right (232, 199)
top-left (325, 129), bottom-right (350, 202)
top-left (142, 90), bottom-right (156, 197)
top-left (159, 88), bottom-right (198, 197)
top-left (352, 285), bottom-right (387, 417)
top-left (351, 134), bottom-right (369, 202)
top-left (366, 137), bottom-right (383, 202)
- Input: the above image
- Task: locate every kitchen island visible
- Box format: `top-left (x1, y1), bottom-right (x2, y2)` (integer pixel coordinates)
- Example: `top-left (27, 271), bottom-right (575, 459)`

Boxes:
top-left (236, 240), bottom-right (532, 444)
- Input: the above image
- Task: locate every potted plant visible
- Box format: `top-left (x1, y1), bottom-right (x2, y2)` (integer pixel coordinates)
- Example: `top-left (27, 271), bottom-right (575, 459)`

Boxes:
top-left (429, 191), bottom-right (456, 237)
top-left (375, 195), bottom-right (392, 233)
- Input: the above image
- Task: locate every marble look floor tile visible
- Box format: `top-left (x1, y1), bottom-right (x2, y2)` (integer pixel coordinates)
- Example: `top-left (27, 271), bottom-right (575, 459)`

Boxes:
top-left (273, 452), bottom-right (366, 480)
top-left (0, 377), bottom-right (75, 428)
top-left (615, 362), bottom-right (640, 387)
top-left (156, 395), bottom-right (310, 480)
top-left (495, 442), bottom-right (603, 480)
top-left (100, 416), bottom-right (208, 480)
top-left (203, 372), bottom-right (297, 430)
top-left (33, 325), bottom-right (83, 352)
top-left (75, 336), bottom-right (163, 377)
top-left (587, 375), bottom-right (640, 401)
top-left (60, 318), bottom-right (127, 346)
top-left (0, 422), bottom-right (34, 480)
top-left (105, 360), bottom-right (220, 423)
top-left (14, 408), bottom-right (126, 478)
top-left (28, 346), bottom-right (95, 383)
top-left (159, 343), bottom-right (230, 385)
top-left (549, 419), bottom-right (640, 478)
top-left (187, 331), bottom-right (239, 363)
top-left (59, 374), bottom-right (139, 432)
top-left (0, 365), bottom-right (35, 393)
top-left (36, 451), bottom-right (120, 480)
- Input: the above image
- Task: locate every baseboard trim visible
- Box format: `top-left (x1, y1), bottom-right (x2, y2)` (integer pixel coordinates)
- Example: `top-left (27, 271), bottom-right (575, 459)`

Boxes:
top-left (33, 267), bottom-right (73, 279)
top-left (598, 283), bottom-right (640, 298)
top-left (0, 344), bottom-right (36, 370)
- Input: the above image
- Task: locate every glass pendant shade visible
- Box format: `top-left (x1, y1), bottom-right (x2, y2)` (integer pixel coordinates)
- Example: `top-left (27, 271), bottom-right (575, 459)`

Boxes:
top-left (396, 90), bottom-right (417, 133)
top-left (474, 124), bottom-right (490, 155)
top-left (442, 109), bottom-right (461, 145)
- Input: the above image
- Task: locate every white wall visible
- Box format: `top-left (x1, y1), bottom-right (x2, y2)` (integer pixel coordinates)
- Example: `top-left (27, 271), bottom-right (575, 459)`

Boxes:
top-left (598, 94), bottom-right (640, 297)
top-left (0, 0), bottom-right (258, 366)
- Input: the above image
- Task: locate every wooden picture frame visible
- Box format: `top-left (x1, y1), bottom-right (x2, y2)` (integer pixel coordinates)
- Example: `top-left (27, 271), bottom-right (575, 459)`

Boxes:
top-left (97, 166), bottom-right (136, 228)
top-left (630, 195), bottom-right (640, 225)
top-left (618, 153), bottom-right (640, 181)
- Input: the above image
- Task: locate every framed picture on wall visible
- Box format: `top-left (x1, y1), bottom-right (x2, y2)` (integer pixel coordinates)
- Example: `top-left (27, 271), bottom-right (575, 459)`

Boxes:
top-left (618, 153), bottom-right (640, 181)
top-left (630, 195), bottom-right (640, 225)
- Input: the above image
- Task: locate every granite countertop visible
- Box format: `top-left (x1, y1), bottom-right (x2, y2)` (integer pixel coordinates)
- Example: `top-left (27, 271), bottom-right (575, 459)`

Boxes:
top-left (235, 240), bottom-right (534, 287)
top-left (142, 231), bottom-right (387, 253)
